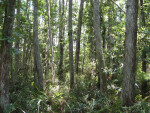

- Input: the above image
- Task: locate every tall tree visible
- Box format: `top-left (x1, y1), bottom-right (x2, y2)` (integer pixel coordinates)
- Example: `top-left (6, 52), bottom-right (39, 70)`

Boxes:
top-left (58, 0), bottom-right (65, 80)
top-left (46, 0), bottom-right (55, 83)
top-left (122, 0), bottom-right (138, 106)
top-left (93, 0), bottom-right (106, 93)
top-left (140, 0), bottom-right (146, 73)
top-left (33, 0), bottom-right (44, 90)
top-left (23, 0), bottom-right (31, 79)
top-left (68, 0), bottom-right (74, 89)
top-left (75, 0), bottom-right (84, 74)
top-left (0, 0), bottom-right (16, 111)
top-left (140, 0), bottom-right (147, 98)
top-left (14, 0), bottom-right (21, 84)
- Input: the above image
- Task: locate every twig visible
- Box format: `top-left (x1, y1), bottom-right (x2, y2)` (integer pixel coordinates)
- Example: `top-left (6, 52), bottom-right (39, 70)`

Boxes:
top-left (111, 0), bottom-right (126, 14)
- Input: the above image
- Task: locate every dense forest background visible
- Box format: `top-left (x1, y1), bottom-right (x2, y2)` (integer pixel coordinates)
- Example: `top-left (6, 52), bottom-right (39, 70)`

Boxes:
top-left (0, 0), bottom-right (150, 112)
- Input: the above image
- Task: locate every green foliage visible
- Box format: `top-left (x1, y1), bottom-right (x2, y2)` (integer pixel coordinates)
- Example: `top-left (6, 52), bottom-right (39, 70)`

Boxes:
top-left (0, 36), bottom-right (15, 43)
top-left (137, 70), bottom-right (150, 82)
top-left (122, 100), bottom-right (150, 113)
top-left (2, 0), bottom-right (149, 112)
top-left (8, 70), bottom-right (150, 113)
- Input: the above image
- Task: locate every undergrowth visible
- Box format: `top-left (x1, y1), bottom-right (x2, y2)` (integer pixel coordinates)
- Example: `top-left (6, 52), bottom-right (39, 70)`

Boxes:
top-left (8, 73), bottom-right (150, 113)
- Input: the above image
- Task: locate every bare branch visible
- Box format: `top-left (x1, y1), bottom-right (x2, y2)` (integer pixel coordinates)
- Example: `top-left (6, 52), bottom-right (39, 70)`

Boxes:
top-left (111, 0), bottom-right (126, 14)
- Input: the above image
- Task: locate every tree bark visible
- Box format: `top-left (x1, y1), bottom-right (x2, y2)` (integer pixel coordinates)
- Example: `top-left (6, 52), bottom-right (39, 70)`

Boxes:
top-left (122, 0), bottom-right (138, 106)
top-left (58, 0), bottom-right (65, 80)
top-left (100, 0), bottom-right (106, 50)
top-left (68, 0), bottom-right (74, 89)
top-left (93, 0), bottom-right (106, 93)
top-left (14, 0), bottom-right (21, 84)
top-left (140, 0), bottom-right (147, 98)
top-left (46, 0), bottom-right (55, 83)
top-left (75, 0), bottom-right (84, 74)
top-left (82, 35), bottom-right (86, 74)
top-left (0, 0), bottom-right (16, 111)
top-left (142, 49), bottom-right (146, 72)
top-left (140, 0), bottom-right (146, 73)
top-left (23, 0), bottom-right (31, 79)
top-left (33, 0), bottom-right (44, 91)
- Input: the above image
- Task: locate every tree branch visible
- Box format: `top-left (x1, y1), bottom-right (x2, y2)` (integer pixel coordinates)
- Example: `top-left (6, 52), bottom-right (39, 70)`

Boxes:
top-left (111, 0), bottom-right (126, 14)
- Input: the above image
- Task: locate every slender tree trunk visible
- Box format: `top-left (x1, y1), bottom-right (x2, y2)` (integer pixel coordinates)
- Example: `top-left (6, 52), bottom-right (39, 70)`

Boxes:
top-left (93, 0), bottom-right (106, 93)
top-left (106, 0), bottom-right (113, 75)
top-left (140, 0), bottom-right (145, 27)
top-left (140, 0), bottom-right (147, 98)
top-left (44, 20), bottom-right (51, 79)
top-left (46, 0), bottom-right (55, 83)
top-left (75, 0), bottom-right (84, 74)
top-left (100, 0), bottom-right (106, 84)
top-left (88, 0), bottom-right (95, 61)
top-left (23, 0), bottom-right (30, 79)
top-left (122, 0), bottom-right (138, 106)
top-left (100, 0), bottom-right (106, 50)
top-left (58, 0), bottom-right (65, 80)
top-left (140, 0), bottom-right (146, 72)
top-left (45, 46), bottom-right (50, 79)
top-left (0, 0), bottom-right (16, 111)
top-left (69, 0), bottom-right (74, 89)
top-left (33, 0), bottom-right (44, 91)
top-left (82, 35), bottom-right (86, 74)
top-left (142, 50), bottom-right (146, 72)
top-left (14, 0), bottom-right (21, 84)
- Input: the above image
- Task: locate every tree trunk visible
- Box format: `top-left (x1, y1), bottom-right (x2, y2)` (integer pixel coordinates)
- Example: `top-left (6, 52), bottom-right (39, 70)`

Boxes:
top-left (75, 0), bottom-right (84, 74)
top-left (100, 0), bottom-right (106, 50)
top-left (23, 0), bottom-right (31, 79)
top-left (140, 0), bottom-right (147, 98)
top-left (45, 46), bottom-right (50, 79)
top-left (142, 49), bottom-right (146, 72)
top-left (93, 0), bottom-right (106, 93)
top-left (122, 0), bottom-right (138, 106)
top-left (33, 0), bottom-right (44, 91)
top-left (0, 0), bottom-right (16, 111)
top-left (82, 35), bottom-right (86, 74)
top-left (14, 0), bottom-right (21, 84)
top-left (140, 0), bottom-right (146, 73)
top-left (58, 0), bottom-right (65, 80)
top-left (69, 0), bottom-right (74, 89)
top-left (46, 0), bottom-right (55, 83)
